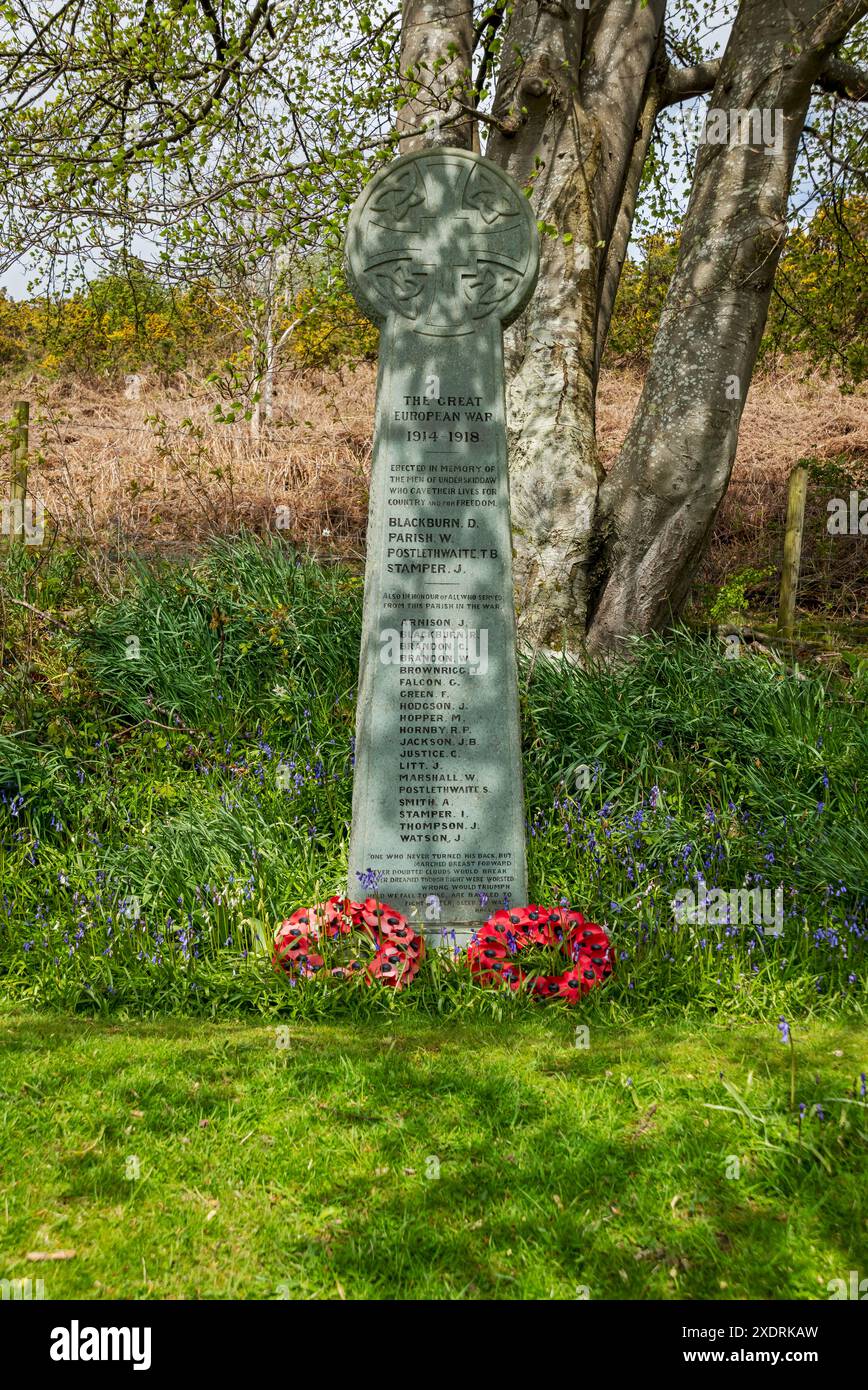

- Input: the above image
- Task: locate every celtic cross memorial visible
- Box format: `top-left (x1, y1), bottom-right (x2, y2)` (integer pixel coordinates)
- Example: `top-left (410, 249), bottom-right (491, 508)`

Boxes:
top-left (345, 149), bottom-right (540, 938)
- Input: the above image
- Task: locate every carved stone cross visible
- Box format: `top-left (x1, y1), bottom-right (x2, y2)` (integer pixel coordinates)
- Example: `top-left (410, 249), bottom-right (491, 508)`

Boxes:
top-left (349, 154), bottom-right (534, 335)
top-left (345, 149), bottom-right (539, 939)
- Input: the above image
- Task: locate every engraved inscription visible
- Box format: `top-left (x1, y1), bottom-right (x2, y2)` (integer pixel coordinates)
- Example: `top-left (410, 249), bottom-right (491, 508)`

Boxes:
top-left (345, 150), bottom-right (539, 934)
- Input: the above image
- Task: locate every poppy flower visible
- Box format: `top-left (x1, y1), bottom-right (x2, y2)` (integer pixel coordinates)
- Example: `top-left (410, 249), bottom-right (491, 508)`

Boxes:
top-left (273, 895), bottom-right (424, 990)
top-left (466, 905), bottom-right (612, 1004)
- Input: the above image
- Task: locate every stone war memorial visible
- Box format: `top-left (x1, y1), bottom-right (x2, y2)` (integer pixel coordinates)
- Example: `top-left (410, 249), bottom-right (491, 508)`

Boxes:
top-left (345, 149), bottom-right (540, 940)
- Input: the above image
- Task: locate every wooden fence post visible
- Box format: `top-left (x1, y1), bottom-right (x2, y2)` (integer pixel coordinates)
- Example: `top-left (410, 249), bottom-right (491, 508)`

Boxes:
top-left (778, 464), bottom-right (808, 639)
top-left (8, 399), bottom-right (30, 546)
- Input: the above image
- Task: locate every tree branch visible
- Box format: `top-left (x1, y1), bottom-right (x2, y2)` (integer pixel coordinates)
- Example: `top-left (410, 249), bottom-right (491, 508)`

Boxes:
top-left (815, 56), bottom-right (868, 101)
top-left (0, 590), bottom-right (79, 632)
top-left (472, 1), bottom-right (506, 100)
top-left (452, 98), bottom-right (518, 137)
top-left (802, 122), bottom-right (868, 179)
top-left (661, 52), bottom-right (868, 108)
top-left (660, 59), bottom-right (720, 107)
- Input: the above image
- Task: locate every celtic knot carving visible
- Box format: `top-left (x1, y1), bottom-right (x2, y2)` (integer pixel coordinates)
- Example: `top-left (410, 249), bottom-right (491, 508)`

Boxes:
top-left (345, 150), bottom-right (539, 337)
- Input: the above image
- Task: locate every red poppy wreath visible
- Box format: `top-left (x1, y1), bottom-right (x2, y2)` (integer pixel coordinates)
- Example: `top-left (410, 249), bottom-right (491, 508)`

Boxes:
top-left (467, 905), bottom-right (613, 1002)
top-left (273, 894), bottom-right (424, 990)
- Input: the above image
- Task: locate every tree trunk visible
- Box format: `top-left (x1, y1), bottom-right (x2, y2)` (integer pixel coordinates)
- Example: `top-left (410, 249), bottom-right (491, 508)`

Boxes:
top-left (586, 0), bottom-right (867, 652)
top-left (262, 301), bottom-right (275, 428)
top-left (397, 0), bottom-right (868, 653)
top-left (485, 0), bottom-right (665, 649)
top-left (249, 264), bottom-right (276, 443)
top-left (396, 0), bottom-right (475, 151)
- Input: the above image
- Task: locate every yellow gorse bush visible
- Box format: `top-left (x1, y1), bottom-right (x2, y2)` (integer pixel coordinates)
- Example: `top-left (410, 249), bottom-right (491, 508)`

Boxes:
top-left (0, 202), bottom-right (862, 384)
top-left (605, 198), bottom-right (866, 383)
top-left (287, 283), bottom-right (378, 367)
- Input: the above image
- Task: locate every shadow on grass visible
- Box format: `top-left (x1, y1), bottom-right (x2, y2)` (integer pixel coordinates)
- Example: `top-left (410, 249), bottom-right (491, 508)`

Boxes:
top-left (1, 1011), bottom-right (865, 1298)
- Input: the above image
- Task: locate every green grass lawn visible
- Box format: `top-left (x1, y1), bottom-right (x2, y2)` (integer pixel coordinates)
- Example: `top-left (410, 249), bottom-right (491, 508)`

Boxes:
top-left (2, 1010), bottom-right (866, 1300)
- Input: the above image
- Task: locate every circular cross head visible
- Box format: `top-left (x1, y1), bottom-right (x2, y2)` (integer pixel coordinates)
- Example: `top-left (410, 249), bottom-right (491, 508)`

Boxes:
top-left (345, 150), bottom-right (540, 339)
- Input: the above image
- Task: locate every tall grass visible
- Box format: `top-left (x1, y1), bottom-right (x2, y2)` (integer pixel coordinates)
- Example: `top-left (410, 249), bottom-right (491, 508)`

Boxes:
top-left (0, 536), bottom-right (865, 1019)
top-left (9, 365), bottom-right (868, 625)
